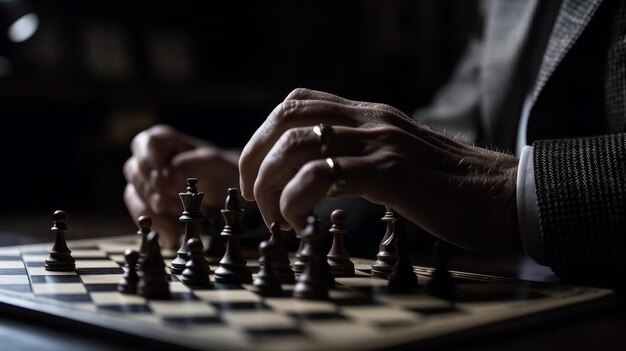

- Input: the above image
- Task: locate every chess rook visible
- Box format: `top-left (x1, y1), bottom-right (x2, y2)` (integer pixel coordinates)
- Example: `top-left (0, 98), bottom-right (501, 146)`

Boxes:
top-left (182, 238), bottom-right (212, 287)
top-left (214, 188), bottom-right (253, 284)
top-left (136, 215), bottom-right (152, 267)
top-left (138, 232), bottom-right (171, 299)
top-left (293, 215), bottom-right (330, 300)
top-left (171, 178), bottom-right (205, 275)
top-left (268, 223), bottom-right (296, 284)
top-left (371, 207), bottom-right (398, 279)
top-left (45, 210), bottom-right (76, 271)
top-left (326, 209), bottom-right (355, 277)
top-left (118, 249), bottom-right (140, 294)
top-left (253, 240), bottom-right (283, 296)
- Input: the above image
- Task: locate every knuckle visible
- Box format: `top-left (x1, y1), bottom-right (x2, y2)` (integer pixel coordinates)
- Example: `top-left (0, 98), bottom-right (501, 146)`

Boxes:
top-left (273, 100), bottom-right (301, 124)
top-left (286, 87), bottom-right (312, 101)
top-left (300, 160), bottom-right (327, 183)
top-left (123, 158), bottom-right (135, 180)
top-left (372, 125), bottom-right (403, 142)
top-left (147, 124), bottom-right (174, 136)
top-left (276, 128), bottom-right (306, 154)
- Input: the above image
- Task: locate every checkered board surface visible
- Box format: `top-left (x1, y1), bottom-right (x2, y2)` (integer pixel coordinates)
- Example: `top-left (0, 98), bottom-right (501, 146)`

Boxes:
top-left (0, 236), bottom-right (615, 351)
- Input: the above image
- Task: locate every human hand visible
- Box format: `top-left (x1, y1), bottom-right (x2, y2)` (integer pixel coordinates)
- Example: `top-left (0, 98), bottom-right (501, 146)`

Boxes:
top-left (123, 124), bottom-right (240, 248)
top-left (239, 88), bottom-right (520, 251)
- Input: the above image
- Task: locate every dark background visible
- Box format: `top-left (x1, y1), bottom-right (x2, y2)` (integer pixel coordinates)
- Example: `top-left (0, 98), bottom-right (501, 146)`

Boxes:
top-left (0, 0), bottom-right (478, 219)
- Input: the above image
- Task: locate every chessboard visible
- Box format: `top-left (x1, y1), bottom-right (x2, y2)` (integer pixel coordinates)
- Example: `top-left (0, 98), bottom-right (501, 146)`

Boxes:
top-left (0, 235), bottom-right (615, 351)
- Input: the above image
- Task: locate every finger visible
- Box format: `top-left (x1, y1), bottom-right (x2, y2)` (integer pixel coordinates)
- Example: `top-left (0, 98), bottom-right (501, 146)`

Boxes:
top-left (131, 125), bottom-right (194, 177)
top-left (124, 156), bottom-right (171, 215)
top-left (240, 99), bottom-right (365, 201)
top-left (254, 126), bottom-right (368, 230)
top-left (285, 88), bottom-right (407, 119)
top-left (278, 155), bottom-right (379, 234)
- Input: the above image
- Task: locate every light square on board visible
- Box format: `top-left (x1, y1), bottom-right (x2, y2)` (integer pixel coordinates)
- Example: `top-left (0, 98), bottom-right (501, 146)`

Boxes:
top-left (32, 282), bottom-right (88, 294)
top-left (90, 291), bottom-right (146, 305)
top-left (376, 294), bottom-right (453, 310)
top-left (22, 254), bottom-right (49, 263)
top-left (71, 250), bottom-right (108, 258)
top-left (0, 261), bottom-right (25, 269)
top-left (264, 298), bottom-right (337, 314)
top-left (81, 274), bottom-right (123, 284)
top-left (340, 306), bottom-right (423, 325)
top-left (302, 320), bottom-right (380, 343)
top-left (194, 289), bottom-right (261, 303)
top-left (27, 267), bottom-right (78, 276)
top-left (221, 310), bottom-right (294, 329)
top-left (0, 275), bottom-right (30, 284)
top-left (75, 260), bottom-right (121, 269)
top-left (149, 300), bottom-right (217, 317)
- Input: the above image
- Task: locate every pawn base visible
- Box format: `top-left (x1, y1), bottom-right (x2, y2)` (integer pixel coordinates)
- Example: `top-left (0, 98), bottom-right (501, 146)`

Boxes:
top-left (214, 265), bottom-right (252, 284)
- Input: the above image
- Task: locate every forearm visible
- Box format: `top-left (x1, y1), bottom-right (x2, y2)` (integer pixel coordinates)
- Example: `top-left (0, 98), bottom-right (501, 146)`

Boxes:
top-left (517, 134), bottom-right (626, 285)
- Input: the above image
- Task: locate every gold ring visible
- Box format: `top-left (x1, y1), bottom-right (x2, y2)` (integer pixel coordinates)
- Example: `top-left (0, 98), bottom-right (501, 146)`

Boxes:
top-left (325, 158), bottom-right (346, 197)
top-left (313, 124), bottom-right (333, 157)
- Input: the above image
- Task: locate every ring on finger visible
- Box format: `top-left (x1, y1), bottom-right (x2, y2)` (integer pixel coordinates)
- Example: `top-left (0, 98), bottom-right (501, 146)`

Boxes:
top-left (325, 157), bottom-right (346, 197)
top-left (313, 124), bottom-right (333, 157)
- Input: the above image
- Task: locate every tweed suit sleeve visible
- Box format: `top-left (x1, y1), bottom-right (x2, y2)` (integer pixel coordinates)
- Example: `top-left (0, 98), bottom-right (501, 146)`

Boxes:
top-left (532, 134), bottom-right (626, 284)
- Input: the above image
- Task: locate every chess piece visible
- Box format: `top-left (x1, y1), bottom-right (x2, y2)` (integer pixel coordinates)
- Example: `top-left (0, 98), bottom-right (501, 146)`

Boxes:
top-left (292, 237), bottom-right (308, 275)
top-left (171, 178), bottom-right (205, 275)
top-left (118, 249), bottom-right (140, 294)
top-left (327, 209), bottom-right (355, 277)
top-left (136, 215), bottom-right (151, 267)
top-left (427, 240), bottom-right (456, 300)
top-left (138, 231), bottom-right (171, 299)
top-left (253, 240), bottom-right (283, 296)
top-left (371, 207), bottom-right (398, 279)
top-left (181, 238), bottom-right (212, 287)
top-left (293, 215), bottom-right (330, 300)
top-left (387, 216), bottom-right (418, 293)
top-left (269, 223), bottom-right (296, 284)
top-left (214, 188), bottom-right (253, 284)
top-left (45, 210), bottom-right (75, 271)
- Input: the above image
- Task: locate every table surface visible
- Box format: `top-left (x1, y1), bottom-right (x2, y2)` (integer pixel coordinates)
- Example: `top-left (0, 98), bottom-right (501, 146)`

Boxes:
top-left (0, 213), bottom-right (624, 351)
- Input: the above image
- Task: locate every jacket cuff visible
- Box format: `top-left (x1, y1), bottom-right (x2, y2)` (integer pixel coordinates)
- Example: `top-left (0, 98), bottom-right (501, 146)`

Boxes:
top-left (516, 145), bottom-right (547, 265)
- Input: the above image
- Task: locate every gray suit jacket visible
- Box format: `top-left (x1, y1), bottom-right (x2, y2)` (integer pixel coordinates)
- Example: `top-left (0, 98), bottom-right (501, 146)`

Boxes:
top-left (416, 0), bottom-right (626, 285)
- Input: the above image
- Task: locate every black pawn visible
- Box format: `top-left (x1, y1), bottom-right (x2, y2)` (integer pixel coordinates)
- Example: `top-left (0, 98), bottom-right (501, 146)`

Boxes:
top-left (427, 240), bottom-right (456, 300)
top-left (45, 210), bottom-right (75, 271)
top-left (292, 237), bottom-right (308, 275)
top-left (118, 249), bottom-right (140, 294)
top-left (269, 223), bottom-right (296, 284)
top-left (138, 232), bottom-right (171, 299)
top-left (387, 216), bottom-right (418, 293)
top-left (253, 240), bottom-right (283, 296)
top-left (327, 209), bottom-right (355, 277)
top-left (137, 215), bottom-right (151, 267)
top-left (214, 188), bottom-right (253, 284)
top-left (371, 207), bottom-right (398, 279)
top-left (182, 238), bottom-right (213, 287)
top-left (293, 215), bottom-right (330, 300)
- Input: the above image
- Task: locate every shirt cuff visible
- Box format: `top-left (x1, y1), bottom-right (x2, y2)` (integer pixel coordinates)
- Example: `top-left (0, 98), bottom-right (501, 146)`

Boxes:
top-left (516, 145), bottom-right (547, 265)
